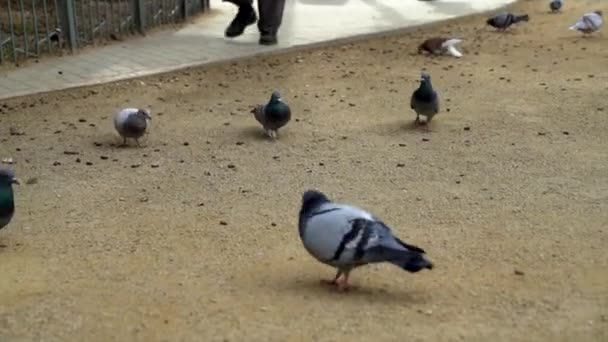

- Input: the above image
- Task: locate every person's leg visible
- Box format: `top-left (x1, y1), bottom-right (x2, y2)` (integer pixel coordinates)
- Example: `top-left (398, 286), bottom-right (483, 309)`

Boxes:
top-left (257, 0), bottom-right (286, 45)
top-left (223, 0), bottom-right (257, 38)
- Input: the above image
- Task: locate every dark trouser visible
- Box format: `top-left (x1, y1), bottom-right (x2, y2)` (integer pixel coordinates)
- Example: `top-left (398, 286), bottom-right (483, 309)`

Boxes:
top-left (223, 0), bottom-right (286, 35)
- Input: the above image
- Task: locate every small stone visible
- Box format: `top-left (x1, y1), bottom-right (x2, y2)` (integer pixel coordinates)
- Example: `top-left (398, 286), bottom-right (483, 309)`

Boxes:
top-left (318, 162), bottom-right (324, 166)
top-left (219, 221), bottom-right (228, 226)
top-left (78, 119), bottom-right (87, 123)
top-left (131, 164), bottom-right (141, 168)
top-left (52, 161), bottom-right (61, 166)
top-left (562, 131), bottom-right (569, 135)
top-left (151, 163), bottom-right (160, 168)
top-left (63, 151), bottom-right (79, 155)
top-left (25, 177), bottom-right (38, 185)
top-left (422, 138), bottom-right (430, 142)
top-left (271, 222), bottom-right (277, 227)
top-left (85, 162), bottom-right (93, 166)
top-left (514, 269), bottom-right (525, 276)
top-left (183, 142), bottom-right (190, 146)
top-left (464, 126), bottom-right (470, 131)
top-left (396, 163), bottom-right (405, 167)
top-left (94, 142), bottom-right (103, 147)
top-left (100, 155), bottom-right (109, 160)
top-left (537, 132), bottom-right (546, 136)
top-left (235, 141), bottom-right (244, 146)
top-left (398, 143), bottom-right (406, 147)
top-left (227, 164), bottom-right (236, 169)
top-left (75, 158), bottom-right (81, 163)
top-left (140, 197), bottom-right (149, 203)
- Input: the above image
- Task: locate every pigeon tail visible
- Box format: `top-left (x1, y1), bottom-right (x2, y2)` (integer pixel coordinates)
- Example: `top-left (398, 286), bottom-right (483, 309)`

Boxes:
top-left (442, 39), bottom-right (463, 58)
top-left (389, 251), bottom-right (434, 273)
top-left (514, 14), bottom-right (530, 23)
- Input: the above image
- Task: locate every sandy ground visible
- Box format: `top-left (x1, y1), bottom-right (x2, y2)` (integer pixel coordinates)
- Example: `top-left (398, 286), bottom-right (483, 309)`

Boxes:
top-left (1, 0), bottom-right (607, 341)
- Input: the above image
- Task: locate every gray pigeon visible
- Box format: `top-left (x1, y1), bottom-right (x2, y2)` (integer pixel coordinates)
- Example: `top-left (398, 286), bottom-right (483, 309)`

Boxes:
top-left (0, 168), bottom-right (19, 231)
top-left (570, 11), bottom-right (603, 36)
top-left (486, 12), bottom-right (530, 31)
top-left (549, 0), bottom-right (563, 12)
top-left (410, 72), bottom-right (440, 131)
top-left (298, 190), bottom-right (433, 291)
top-left (114, 108), bottom-right (152, 146)
top-left (251, 90), bottom-right (291, 139)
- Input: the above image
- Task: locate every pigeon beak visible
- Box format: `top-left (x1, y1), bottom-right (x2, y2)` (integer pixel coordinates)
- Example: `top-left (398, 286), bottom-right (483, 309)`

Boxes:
top-left (12, 178), bottom-right (20, 185)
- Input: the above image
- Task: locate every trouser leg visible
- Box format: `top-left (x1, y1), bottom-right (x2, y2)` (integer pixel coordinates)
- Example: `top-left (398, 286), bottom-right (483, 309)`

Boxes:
top-left (257, 0), bottom-right (286, 35)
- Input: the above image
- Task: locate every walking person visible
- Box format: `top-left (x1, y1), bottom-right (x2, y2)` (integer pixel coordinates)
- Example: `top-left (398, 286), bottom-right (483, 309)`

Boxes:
top-left (223, 0), bottom-right (286, 45)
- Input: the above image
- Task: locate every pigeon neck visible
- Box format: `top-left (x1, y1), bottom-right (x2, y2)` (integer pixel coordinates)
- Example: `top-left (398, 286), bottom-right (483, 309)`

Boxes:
top-left (420, 80), bottom-right (433, 92)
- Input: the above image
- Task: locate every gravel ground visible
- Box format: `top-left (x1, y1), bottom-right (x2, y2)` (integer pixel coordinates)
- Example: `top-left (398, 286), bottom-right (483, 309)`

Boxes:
top-left (0, 0), bottom-right (607, 341)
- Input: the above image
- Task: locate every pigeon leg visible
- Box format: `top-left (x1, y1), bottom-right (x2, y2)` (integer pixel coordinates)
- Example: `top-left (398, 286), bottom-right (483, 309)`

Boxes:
top-left (320, 270), bottom-right (343, 286)
top-left (336, 271), bottom-right (354, 292)
top-left (269, 130), bottom-right (277, 139)
top-left (135, 138), bottom-right (141, 147)
top-left (120, 137), bottom-right (127, 147)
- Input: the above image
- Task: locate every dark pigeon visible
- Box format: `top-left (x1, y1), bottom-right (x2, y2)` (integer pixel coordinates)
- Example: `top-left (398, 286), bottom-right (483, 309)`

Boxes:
top-left (0, 168), bottom-right (19, 231)
top-left (486, 12), bottom-right (530, 31)
top-left (410, 72), bottom-right (440, 131)
top-left (549, 0), bottom-right (563, 12)
top-left (251, 90), bottom-right (291, 139)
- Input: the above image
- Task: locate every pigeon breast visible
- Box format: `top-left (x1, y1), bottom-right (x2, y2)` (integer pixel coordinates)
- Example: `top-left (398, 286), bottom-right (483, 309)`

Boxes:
top-left (301, 203), bottom-right (374, 265)
top-left (264, 101), bottom-right (291, 130)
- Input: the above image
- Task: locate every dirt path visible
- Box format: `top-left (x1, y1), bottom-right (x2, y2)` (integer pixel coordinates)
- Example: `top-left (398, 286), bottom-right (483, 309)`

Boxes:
top-left (1, 0), bottom-right (607, 341)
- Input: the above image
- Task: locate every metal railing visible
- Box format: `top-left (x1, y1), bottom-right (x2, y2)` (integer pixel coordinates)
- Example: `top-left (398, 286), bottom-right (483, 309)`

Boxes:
top-left (0, 0), bottom-right (210, 65)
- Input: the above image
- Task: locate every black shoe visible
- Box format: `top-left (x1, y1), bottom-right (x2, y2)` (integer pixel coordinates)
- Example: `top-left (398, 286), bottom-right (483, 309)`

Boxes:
top-left (259, 33), bottom-right (277, 46)
top-left (225, 6), bottom-right (257, 38)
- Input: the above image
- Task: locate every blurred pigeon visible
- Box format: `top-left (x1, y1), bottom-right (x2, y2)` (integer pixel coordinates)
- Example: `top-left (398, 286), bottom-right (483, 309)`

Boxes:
top-left (486, 12), bottom-right (530, 31)
top-left (251, 90), bottom-right (291, 139)
top-left (418, 37), bottom-right (463, 58)
top-left (114, 108), bottom-right (151, 146)
top-left (298, 190), bottom-right (433, 291)
top-left (410, 72), bottom-right (440, 131)
top-left (569, 11), bottom-right (603, 36)
top-left (549, 0), bottom-right (563, 12)
top-left (0, 168), bottom-right (19, 231)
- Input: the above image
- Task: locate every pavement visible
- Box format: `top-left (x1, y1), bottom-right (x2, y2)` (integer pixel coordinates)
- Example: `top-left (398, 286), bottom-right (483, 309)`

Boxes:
top-left (0, 0), bottom-right (515, 101)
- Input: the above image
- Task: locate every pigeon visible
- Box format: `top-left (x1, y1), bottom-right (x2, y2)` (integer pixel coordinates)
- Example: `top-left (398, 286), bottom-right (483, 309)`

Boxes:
top-left (0, 168), bottom-right (19, 231)
top-left (251, 90), bottom-right (291, 139)
top-left (418, 37), bottom-right (463, 58)
top-left (113, 108), bottom-right (152, 146)
top-left (410, 72), bottom-right (440, 131)
top-left (298, 190), bottom-right (433, 291)
top-left (486, 12), bottom-right (530, 31)
top-left (569, 11), bottom-right (603, 36)
top-left (549, 0), bottom-right (563, 13)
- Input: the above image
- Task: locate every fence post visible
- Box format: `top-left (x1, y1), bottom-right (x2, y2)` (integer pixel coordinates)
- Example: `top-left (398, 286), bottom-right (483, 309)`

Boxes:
top-left (183, 0), bottom-right (189, 19)
top-left (133, 0), bottom-right (146, 34)
top-left (57, 0), bottom-right (78, 53)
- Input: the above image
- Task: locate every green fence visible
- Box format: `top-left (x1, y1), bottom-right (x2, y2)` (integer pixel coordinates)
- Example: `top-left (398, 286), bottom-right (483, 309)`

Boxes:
top-left (0, 0), bottom-right (210, 65)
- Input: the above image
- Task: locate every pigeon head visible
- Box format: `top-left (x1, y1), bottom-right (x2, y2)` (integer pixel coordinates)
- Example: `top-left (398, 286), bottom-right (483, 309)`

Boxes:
top-left (301, 190), bottom-right (330, 212)
top-left (137, 109), bottom-right (152, 121)
top-left (594, 10), bottom-right (603, 17)
top-left (420, 72), bottom-right (433, 87)
top-left (270, 90), bottom-right (282, 102)
top-left (0, 168), bottom-right (19, 185)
